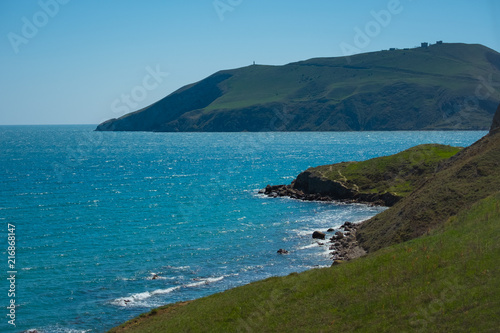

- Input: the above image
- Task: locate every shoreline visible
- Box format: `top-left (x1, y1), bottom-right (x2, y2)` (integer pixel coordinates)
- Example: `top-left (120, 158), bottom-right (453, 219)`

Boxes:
top-left (259, 183), bottom-right (400, 207)
top-left (261, 185), bottom-right (379, 264)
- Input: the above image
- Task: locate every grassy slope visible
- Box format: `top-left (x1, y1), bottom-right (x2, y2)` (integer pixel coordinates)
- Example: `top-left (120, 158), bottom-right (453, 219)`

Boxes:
top-left (109, 191), bottom-right (500, 333)
top-left (358, 131), bottom-right (500, 252)
top-left (211, 43), bottom-right (496, 111)
top-left (309, 144), bottom-right (461, 198)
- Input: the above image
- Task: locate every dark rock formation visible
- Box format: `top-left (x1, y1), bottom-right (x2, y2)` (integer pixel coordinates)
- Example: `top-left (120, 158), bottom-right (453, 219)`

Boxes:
top-left (261, 171), bottom-right (401, 206)
top-left (312, 231), bottom-right (326, 240)
top-left (329, 222), bottom-right (366, 262)
top-left (293, 171), bottom-right (355, 199)
top-left (277, 249), bottom-right (289, 254)
top-left (490, 103), bottom-right (500, 134)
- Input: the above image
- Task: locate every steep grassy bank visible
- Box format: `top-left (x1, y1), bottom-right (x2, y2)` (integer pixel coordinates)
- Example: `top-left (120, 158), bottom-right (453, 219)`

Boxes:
top-left (109, 191), bottom-right (500, 332)
top-left (358, 123), bottom-right (500, 252)
top-left (313, 144), bottom-right (461, 197)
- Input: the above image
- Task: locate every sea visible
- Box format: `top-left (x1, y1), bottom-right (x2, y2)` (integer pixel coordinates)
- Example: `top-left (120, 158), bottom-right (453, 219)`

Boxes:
top-left (0, 126), bottom-right (487, 333)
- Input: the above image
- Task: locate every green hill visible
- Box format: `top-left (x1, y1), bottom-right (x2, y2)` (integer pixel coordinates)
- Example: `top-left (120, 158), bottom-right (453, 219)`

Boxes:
top-left (107, 105), bottom-right (500, 332)
top-left (97, 43), bottom-right (500, 132)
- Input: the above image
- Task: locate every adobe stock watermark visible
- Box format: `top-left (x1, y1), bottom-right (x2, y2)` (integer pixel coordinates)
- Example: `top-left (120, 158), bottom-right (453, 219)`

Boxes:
top-left (339, 0), bottom-right (404, 63)
top-left (464, 73), bottom-right (500, 112)
top-left (441, 73), bottom-right (500, 128)
top-left (410, 277), bottom-right (464, 331)
top-left (7, 0), bottom-right (71, 54)
top-left (110, 65), bottom-right (169, 116)
top-left (213, 0), bottom-right (243, 21)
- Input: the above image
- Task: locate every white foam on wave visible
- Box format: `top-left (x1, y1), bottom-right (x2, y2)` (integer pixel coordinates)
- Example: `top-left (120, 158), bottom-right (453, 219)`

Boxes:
top-left (294, 228), bottom-right (323, 237)
top-left (297, 243), bottom-right (319, 250)
top-left (240, 265), bottom-right (264, 272)
top-left (151, 286), bottom-right (182, 295)
top-left (111, 286), bottom-right (181, 307)
top-left (166, 265), bottom-right (191, 270)
top-left (185, 276), bottom-right (224, 288)
top-left (111, 276), bottom-right (225, 307)
top-left (146, 272), bottom-right (175, 280)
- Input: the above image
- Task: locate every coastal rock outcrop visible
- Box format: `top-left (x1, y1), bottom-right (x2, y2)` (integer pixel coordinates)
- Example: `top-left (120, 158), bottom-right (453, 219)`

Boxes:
top-left (261, 171), bottom-right (401, 206)
top-left (490, 103), bottom-right (500, 134)
top-left (312, 231), bottom-right (326, 240)
top-left (293, 171), bottom-right (355, 199)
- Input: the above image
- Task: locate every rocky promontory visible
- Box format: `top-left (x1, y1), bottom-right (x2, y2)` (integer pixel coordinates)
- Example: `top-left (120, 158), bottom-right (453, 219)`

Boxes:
top-left (260, 144), bottom-right (462, 207)
top-left (260, 180), bottom-right (399, 207)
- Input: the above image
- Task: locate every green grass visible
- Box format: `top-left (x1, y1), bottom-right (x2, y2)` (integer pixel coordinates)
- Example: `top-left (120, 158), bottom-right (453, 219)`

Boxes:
top-left (312, 144), bottom-right (461, 198)
top-left (109, 191), bottom-right (500, 333)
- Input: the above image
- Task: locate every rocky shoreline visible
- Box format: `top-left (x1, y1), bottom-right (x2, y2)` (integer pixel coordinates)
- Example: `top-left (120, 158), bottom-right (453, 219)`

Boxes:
top-left (276, 219), bottom-right (366, 264)
top-left (260, 175), bottom-right (392, 264)
top-left (259, 181), bottom-right (400, 207)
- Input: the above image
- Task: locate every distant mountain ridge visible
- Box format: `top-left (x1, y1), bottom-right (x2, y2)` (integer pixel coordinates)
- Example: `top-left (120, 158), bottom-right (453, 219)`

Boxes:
top-left (97, 43), bottom-right (500, 132)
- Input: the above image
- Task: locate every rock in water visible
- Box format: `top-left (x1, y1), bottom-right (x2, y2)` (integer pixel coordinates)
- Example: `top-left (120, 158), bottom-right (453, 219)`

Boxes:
top-left (312, 231), bottom-right (326, 239)
top-left (277, 249), bottom-right (289, 254)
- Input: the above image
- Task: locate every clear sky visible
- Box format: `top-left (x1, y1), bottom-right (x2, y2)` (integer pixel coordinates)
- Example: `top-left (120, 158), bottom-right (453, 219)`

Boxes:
top-left (1, 0), bottom-right (499, 125)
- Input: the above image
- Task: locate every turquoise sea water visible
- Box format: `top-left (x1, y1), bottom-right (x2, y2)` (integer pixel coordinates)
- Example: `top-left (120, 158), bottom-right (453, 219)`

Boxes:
top-left (0, 126), bottom-right (487, 332)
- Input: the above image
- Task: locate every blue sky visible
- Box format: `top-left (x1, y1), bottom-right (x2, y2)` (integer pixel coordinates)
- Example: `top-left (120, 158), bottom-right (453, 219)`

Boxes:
top-left (0, 0), bottom-right (499, 125)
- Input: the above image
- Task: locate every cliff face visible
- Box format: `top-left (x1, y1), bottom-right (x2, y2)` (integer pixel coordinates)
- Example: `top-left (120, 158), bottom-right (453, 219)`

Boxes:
top-left (292, 171), bottom-right (355, 199)
top-left (490, 103), bottom-right (500, 134)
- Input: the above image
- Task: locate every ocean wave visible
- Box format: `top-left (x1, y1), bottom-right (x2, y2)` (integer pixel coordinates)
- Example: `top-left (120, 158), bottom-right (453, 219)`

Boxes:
top-left (185, 276), bottom-right (224, 288)
top-left (165, 265), bottom-right (191, 271)
top-left (297, 243), bottom-right (319, 250)
top-left (146, 272), bottom-right (175, 280)
top-left (111, 275), bottom-right (225, 307)
top-left (111, 286), bottom-right (181, 307)
top-left (294, 228), bottom-right (324, 237)
top-left (240, 265), bottom-right (264, 272)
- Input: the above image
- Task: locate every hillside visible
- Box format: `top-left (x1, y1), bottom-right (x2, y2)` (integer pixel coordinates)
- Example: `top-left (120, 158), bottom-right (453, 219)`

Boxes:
top-left (357, 104), bottom-right (500, 251)
top-left (97, 43), bottom-right (500, 132)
